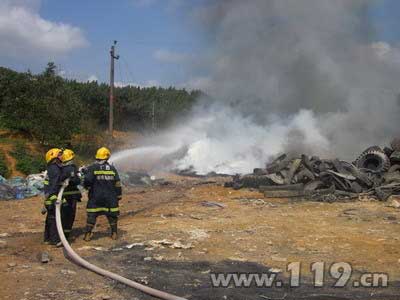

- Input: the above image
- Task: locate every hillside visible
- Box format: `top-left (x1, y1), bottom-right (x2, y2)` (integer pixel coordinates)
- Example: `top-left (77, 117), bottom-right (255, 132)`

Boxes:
top-left (0, 64), bottom-right (202, 150)
top-left (0, 129), bottom-right (141, 178)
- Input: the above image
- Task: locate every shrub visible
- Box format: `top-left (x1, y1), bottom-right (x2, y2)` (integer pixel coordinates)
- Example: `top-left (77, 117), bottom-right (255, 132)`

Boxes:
top-left (0, 151), bottom-right (10, 178)
top-left (11, 142), bottom-right (46, 174)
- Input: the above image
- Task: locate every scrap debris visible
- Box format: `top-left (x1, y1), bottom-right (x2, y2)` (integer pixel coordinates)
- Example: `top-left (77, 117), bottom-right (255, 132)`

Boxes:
top-left (225, 139), bottom-right (400, 202)
top-left (40, 252), bottom-right (51, 264)
top-left (200, 201), bottom-right (226, 209)
top-left (0, 173), bottom-right (46, 200)
top-left (119, 171), bottom-right (170, 187)
top-left (0, 170), bottom-right (167, 200)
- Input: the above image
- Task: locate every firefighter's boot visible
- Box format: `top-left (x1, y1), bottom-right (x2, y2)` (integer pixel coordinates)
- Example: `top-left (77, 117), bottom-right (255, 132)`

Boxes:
top-left (107, 215), bottom-right (118, 240)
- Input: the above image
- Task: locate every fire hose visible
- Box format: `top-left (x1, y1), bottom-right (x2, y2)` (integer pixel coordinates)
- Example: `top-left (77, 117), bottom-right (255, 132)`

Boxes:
top-left (55, 179), bottom-right (188, 300)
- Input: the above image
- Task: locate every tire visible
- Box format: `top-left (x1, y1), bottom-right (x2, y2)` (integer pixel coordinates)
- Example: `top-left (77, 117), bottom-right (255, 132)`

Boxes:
top-left (354, 147), bottom-right (390, 173)
top-left (295, 168), bottom-right (316, 183)
top-left (266, 154), bottom-right (291, 174)
top-left (259, 183), bottom-right (304, 192)
top-left (239, 175), bottom-right (274, 189)
top-left (391, 138), bottom-right (400, 151)
top-left (304, 180), bottom-right (325, 191)
top-left (391, 151), bottom-right (400, 164)
top-left (388, 165), bottom-right (400, 173)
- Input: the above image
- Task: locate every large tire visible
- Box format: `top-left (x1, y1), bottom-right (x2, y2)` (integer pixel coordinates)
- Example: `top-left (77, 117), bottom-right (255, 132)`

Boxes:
top-left (284, 159), bottom-right (302, 184)
top-left (238, 175), bottom-right (274, 189)
top-left (295, 168), bottom-right (316, 183)
top-left (266, 154), bottom-right (291, 174)
top-left (304, 180), bottom-right (325, 191)
top-left (391, 151), bottom-right (400, 164)
top-left (391, 138), bottom-right (400, 151)
top-left (354, 147), bottom-right (390, 173)
top-left (342, 161), bottom-right (374, 187)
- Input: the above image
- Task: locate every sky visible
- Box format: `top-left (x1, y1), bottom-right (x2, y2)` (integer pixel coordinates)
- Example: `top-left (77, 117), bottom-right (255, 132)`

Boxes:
top-left (0, 0), bottom-right (399, 89)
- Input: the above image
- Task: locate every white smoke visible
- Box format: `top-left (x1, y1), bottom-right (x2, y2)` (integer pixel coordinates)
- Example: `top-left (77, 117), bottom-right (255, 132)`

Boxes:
top-left (113, 0), bottom-right (400, 175)
top-left (171, 106), bottom-right (330, 174)
top-left (112, 105), bottom-right (330, 174)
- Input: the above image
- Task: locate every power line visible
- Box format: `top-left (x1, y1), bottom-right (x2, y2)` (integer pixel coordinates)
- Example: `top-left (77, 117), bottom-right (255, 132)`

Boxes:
top-left (116, 58), bottom-right (124, 86)
top-left (120, 56), bottom-right (136, 85)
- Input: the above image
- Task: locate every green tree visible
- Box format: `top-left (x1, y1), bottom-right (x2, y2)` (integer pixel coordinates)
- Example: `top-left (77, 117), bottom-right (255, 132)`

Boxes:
top-left (1, 67), bottom-right (86, 145)
top-left (43, 62), bottom-right (57, 77)
top-left (0, 63), bottom-right (202, 147)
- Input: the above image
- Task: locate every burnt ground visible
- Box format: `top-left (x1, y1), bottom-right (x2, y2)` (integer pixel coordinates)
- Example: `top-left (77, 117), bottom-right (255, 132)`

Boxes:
top-left (1, 174), bottom-right (400, 299)
top-left (95, 246), bottom-right (400, 300)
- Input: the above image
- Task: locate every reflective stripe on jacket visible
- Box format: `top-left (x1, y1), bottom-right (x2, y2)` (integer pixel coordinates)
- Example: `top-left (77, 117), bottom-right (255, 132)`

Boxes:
top-left (44, 162), bottom-right (62, 206)
top-left (83, 161), bottom-right (122, 214)
top-left (61, 163), bottom-right (82, 201)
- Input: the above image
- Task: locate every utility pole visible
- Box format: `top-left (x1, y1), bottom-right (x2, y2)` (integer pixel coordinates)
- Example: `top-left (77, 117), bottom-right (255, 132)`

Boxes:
top-left (109, 40), bottom-right (119, 135)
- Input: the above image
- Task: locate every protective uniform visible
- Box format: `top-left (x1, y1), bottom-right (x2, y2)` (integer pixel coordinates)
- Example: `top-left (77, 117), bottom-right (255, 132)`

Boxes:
top-left (60, 149), bottom-right (82, 240)
top-left (83, 147), bottom-right (122, 241)
top-left (43, 148), bottom-right (63, 245)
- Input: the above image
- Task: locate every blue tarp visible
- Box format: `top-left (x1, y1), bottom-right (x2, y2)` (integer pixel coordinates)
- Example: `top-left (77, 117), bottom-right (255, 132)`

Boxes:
top-left (0, 173), bottom-right (45, 200)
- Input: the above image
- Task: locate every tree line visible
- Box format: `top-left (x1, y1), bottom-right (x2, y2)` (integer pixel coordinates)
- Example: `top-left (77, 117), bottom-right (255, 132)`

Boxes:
top-left (0, 63), bottom-right (202, 147)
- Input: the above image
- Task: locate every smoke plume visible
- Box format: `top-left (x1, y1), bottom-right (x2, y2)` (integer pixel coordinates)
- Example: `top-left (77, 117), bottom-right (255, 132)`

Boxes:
top-left (113, 0), bottom-right (400, 175)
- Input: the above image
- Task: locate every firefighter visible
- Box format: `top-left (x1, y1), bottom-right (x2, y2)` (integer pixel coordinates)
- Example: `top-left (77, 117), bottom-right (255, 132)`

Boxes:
top-left (43, 148), bottom-right (63, 245)
top-left (60, 149), bottom-right (82, 241)
top-left (83, 147), bottom-right (122, 241)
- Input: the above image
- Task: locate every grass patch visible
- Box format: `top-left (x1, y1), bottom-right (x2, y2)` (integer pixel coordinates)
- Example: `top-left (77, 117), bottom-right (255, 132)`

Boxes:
top-left (0, 151), bottom-right (10, 178)
top-left (11, 142), bottom-right (46, 174)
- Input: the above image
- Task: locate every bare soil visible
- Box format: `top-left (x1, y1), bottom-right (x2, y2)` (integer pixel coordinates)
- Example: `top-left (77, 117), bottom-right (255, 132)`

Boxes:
top-left (0, 144), bottom-right (24, 177)
top-left (1, 175), bottom-right (400, 299)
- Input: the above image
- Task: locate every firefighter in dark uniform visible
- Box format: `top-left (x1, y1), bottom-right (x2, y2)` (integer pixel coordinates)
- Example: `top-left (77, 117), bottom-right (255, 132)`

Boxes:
top-left (43, 148), bottom-right (63, 245)
top-left (60, 149), bottom-right (82, 240)
top-left (83, 147), bottom-right (122, 241)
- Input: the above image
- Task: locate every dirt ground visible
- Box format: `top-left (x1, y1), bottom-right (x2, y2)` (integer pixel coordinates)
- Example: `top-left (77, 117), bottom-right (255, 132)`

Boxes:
top-left (1, 174), bottom-right (400, 300)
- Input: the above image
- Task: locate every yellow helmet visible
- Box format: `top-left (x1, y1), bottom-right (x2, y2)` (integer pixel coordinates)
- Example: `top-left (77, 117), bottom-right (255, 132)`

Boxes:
top-left (95, 147), bottom-right (111, 160)
top-left (61, 149), bottom-right (75, 163)
top-left (45, 148), bottom-right (62, 164)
